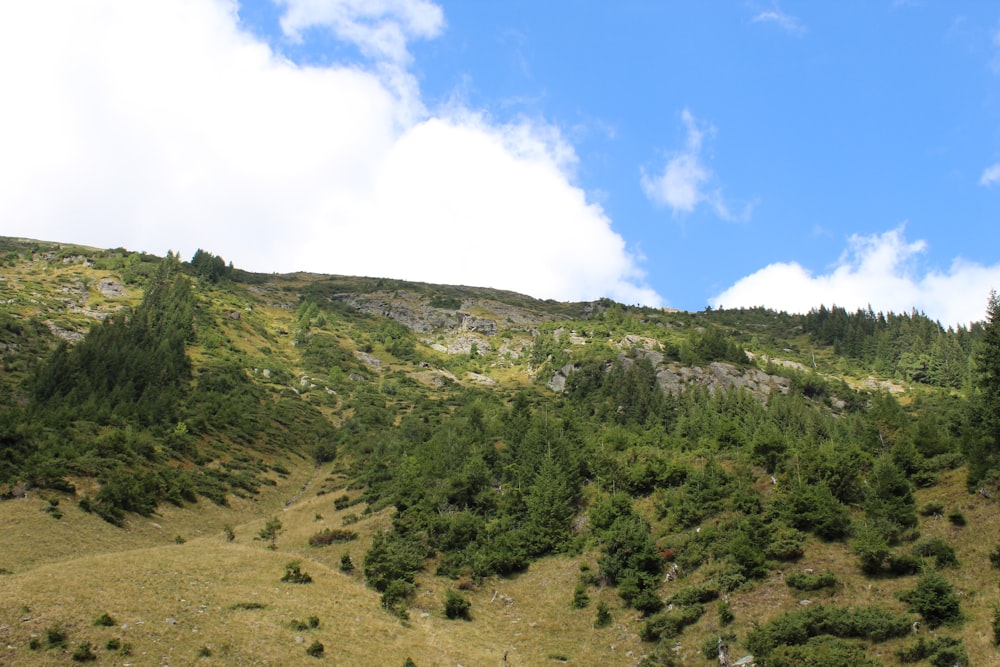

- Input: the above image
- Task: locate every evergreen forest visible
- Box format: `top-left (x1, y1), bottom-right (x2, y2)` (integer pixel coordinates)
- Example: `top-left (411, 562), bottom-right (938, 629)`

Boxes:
top-left (2, 236), bottom-right (1000, 666)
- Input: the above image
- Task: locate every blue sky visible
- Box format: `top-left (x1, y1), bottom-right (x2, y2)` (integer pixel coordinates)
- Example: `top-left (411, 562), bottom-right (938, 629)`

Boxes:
top-left (2, 1), bottom-right (999, 326)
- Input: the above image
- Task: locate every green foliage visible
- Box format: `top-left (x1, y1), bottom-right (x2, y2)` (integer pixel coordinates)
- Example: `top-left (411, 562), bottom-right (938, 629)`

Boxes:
top-left (308, 528), bottom-right (357, 546)
top-left (45, 625), bottom-right (68, 649)
top-left (93, 612), bottom-right (116, 627)
top-left (571, 581), bottom-right (590, 609)
top-left (444, 589), bottom-right (472, 620)
top-left (281, 561), bottom-right (313, 584)
top-left (640, 605), bottom-right (705, 641)
top-left (305, 640), bottom-right (325, 657)
top-left (901, 571), bottom-right (961, 627)
top-left (595, 600), bottom-right (612, 627)
top-left (71, 642), bottom-right (97, 662)
top-left (853, 523), bottom-right (890, 575)
top-left (767, 637), bottom-right (880, 667)
top-left (718, 600), bottom-right (734, 625)
top-left (966, 291), bottom-right (1000, 488)
top-left (745, 605), bottom-right (912, 659)
top-left (785, 571), bottom-right (838, 591)
top-left (896, 635), bottom-right (968, 666)
top-left (913, 538), bottom-right (959, 569)
top-left (258, 517), bottom-right (282, 549)
top-left (340, 553), bottom-right (355, 572)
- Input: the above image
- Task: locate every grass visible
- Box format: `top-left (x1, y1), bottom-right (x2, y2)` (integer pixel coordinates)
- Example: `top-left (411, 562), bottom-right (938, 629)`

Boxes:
top-left (0, 462), bottom-right (645, 666)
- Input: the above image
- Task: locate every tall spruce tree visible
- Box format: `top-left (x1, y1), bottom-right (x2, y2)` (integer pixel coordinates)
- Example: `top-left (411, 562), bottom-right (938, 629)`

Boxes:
top-left (966, 291), bottom-right (1000, 490)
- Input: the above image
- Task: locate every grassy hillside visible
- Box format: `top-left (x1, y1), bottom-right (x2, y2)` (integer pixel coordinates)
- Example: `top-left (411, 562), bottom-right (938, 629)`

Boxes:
top-left (1, 237), bottom-right (998, 666)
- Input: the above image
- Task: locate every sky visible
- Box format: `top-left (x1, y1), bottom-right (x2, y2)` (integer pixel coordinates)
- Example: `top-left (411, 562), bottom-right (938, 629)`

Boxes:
top-left (1, 1), bottom-right (999, 327)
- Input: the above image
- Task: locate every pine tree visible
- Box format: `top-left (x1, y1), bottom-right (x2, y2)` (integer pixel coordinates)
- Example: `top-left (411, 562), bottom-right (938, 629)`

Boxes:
top-left (965, 291), bottom-right (1000, 489)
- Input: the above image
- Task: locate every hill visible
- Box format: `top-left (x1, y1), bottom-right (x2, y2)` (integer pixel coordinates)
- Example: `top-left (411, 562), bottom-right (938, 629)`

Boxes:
top-left (0, 236), bottom-right (997, 666)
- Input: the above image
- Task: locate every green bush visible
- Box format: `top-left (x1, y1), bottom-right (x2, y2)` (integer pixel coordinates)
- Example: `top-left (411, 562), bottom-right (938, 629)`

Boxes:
top-left (45, 625), bottom-right (68, 649)
top-left (595, 600), bottom-right (612, 627)
top-left (896, 635), bottom-right (967, 666)
top-left (308, 528), bottom-right (357, 546)
top-left (640, 605), bottom-right (704, 641)
top-left (71, 642), bottom-right (97, 662)
top-left (93, 612), bottom-right (116, 627)
top-left (768, 636), bottom-right (880, 667)
top-left (946, 510), bottom-right (966, 526)
top-left (444, 589), bottom-right (472, 620)
top-left (902, 571), bottom-right (961, 627)
top-left (991, 544), bottom-right (1000, 569)
top-left (281, 561), bottom-right (313, 584)
top-left (718, 600), bottom-right (735, 625)
top-left (305, 640), bottom-right (324, 657)
top-left (913, 538), bottom-right (958, 569)
top-left (745, 605), bottom-right (911, 659)
top-left (571, 581), bottom-right (590, 609)
top-left (340, 553), bottom-right (355, 572)
top-left (785, 571), bottom-right (838, 591)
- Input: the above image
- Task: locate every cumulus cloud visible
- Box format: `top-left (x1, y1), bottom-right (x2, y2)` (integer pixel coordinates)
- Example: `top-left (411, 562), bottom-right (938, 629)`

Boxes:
top-left (710, 226), bottom-right (1000, 327)
top-left (0, 0), bottom-right (659, 306)
top-left (641, 109), bottom-right (749, 221)
top-left (981, 163), bottom-right (1000, 187)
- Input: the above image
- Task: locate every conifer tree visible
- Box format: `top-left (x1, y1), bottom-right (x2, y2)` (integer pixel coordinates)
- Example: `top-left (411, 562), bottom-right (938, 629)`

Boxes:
top-left (965, 291), bottom-right (1000, 489)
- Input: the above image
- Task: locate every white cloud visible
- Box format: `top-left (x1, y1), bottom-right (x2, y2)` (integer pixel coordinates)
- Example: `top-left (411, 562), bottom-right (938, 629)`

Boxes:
top-left (641, 109), bottom-right (749, 221)
top-left (752, 6), bottom-right (807, 36)
top-left (0, 0), bottom-right (660, 307)
top-left (981, 162), bottom-right (1000, 186)
top-left (276, 0), bottom-right (444, 64)
top-left (710, 226), bottom-right (1000, 327)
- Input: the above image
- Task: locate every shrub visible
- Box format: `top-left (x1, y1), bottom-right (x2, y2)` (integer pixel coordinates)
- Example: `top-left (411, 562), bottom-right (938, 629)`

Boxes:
top-left (946, 510), bottom-right (966, 526)
top-left (290, 619), bottom-right (309, 631)
top-left (571, 582), bottom-right (590, 609)
top-left (640, 605), bottom-right (704, 642)
top-left (229, 602), bottom-right (266, 610)
top-left (991, 544), bottom-right (1000, 569)
top-left (919, 501), bottom-right (945, 517)
top-left (334, 494), bottom-right (351, 510)
top-left (258, 517), bottom-right (282, 549)
top-left (668, 585), bottom-right (719, 606)
top-left (106, 638), bottom-right (121, 651)
top-left (902, 571), bottom-right (961, 627)
top-left (223, 524), bottom-right (235, 541)
top-left (718, 600), bottom-right (735, 625)
top-left (381, 579), bottom-right (415, 618)
top-left (198, 645), bottom-right (212, 657)
top-left (340, 553), bottom-right (355, 572)
top-left (28, 637), bottom-right (41, 650)
top-left (45, 625), bottom-right (68, 649)
top-left (71, 642), bottom-right (97, 662)
top-left (308, 615), bottom-right (320, 629)
top-left (897, 635), bottom-right (968, 666)
top-left (886, 553), bottom-right (922, 576)
top-left (853, 523), bottom-right (889, 575)
top-left (913, 538), bottom-right (958, 569)
top-left (595, 601), bottom-right (612, 627)
top-left (745, 605), bottom-right (911, 659)
top-left (305, 640), bottom-right (324, 657)
top-left (768, 636), bottom-right (879, 667)
top-left (308, 528), bottom-right (357, 546)
top-left (94, 612), bottom-right (116, 627)
top-left (785, 571), bottom-right (838, 591)
top-left (444, 589), bottom-right (472, 620)
top-left (281, 561), bottom-right (313, 584)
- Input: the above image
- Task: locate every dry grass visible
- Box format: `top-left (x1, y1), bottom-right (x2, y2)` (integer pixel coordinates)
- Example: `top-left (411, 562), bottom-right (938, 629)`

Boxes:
top-left (0, 460), bottom-right (647, 667)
